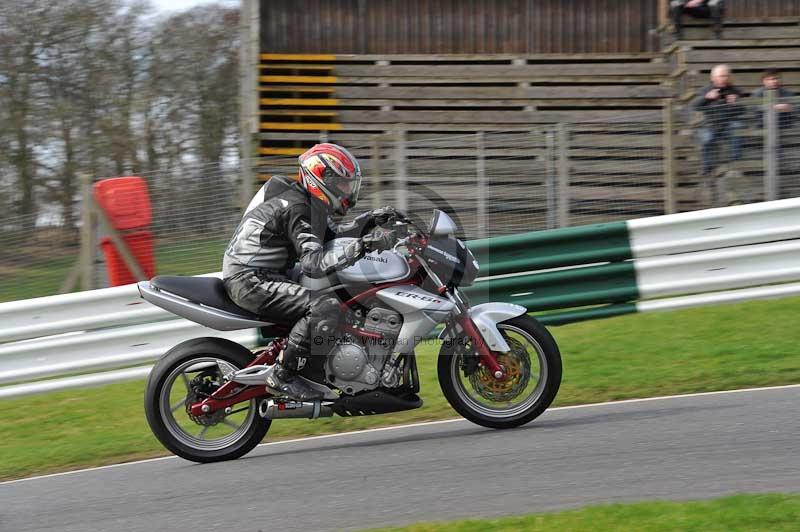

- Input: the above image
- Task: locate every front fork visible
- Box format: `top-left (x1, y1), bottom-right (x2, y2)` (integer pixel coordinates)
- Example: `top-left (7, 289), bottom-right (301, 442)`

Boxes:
top-left (456, 314), bottom-right (506, 380)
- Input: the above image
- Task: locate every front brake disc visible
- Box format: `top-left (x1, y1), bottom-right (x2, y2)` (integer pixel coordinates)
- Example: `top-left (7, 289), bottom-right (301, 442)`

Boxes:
top-left (468, 336), bottom-right (531, 402)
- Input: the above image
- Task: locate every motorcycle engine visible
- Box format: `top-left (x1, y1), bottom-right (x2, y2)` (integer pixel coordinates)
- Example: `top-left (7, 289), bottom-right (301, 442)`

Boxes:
top-left (326, 307), bottom-right (402, 395)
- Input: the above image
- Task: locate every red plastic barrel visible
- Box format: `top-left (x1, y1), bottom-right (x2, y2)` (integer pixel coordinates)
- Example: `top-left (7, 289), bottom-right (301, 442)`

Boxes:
top-left (93, 176), bottom-right (152, 230)
top-left (99, 231), bottom-right (156, 286)
top-left (94, 176), bottom-right (155, 286)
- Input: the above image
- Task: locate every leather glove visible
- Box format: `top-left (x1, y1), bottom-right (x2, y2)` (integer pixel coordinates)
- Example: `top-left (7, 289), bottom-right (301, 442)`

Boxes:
top-left (361, 227), bottom-right (398, 254)
top-left (341, 239), bottom-right (365, 267)
top-left (369, 206), bottom-right (398, 226)
top-left (352, 206), bottom-right (397, 233)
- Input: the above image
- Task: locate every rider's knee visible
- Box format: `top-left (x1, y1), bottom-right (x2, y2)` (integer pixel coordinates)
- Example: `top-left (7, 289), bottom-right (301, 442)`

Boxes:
top-left (309, 296), bottom-right (342, 337)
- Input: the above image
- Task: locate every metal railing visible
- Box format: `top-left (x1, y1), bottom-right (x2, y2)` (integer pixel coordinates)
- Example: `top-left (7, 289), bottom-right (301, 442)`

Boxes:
top-left (0, 275), bottom-right (257, 398)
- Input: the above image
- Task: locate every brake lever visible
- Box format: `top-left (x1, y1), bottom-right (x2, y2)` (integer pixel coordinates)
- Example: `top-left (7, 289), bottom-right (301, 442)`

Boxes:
top-left (392, 230), bottom-right (426, 256)
top-left (392, 236), bottom-right (412, 254)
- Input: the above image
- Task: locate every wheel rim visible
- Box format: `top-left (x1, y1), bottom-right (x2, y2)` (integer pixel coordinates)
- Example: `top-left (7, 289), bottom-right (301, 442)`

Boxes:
top-left (159, 357), bottom-right (257, 452)
top-left (450, 324), bottom-right (548, 419)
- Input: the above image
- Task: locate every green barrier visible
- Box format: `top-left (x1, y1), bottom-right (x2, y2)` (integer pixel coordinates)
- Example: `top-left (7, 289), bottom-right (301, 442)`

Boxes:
top-left (536, 303), bottom-right (638, 326)
top-left (459, 221), bottom-right (638, 326)
top-left (464, 262), bottom-right (638, 311)
top-left (467, 221), bottom-right (632, 276)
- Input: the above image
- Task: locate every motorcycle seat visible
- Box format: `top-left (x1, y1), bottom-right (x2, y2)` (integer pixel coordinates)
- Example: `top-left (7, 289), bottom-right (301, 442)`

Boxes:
top-left (150, 276), bottom-right (261, 320)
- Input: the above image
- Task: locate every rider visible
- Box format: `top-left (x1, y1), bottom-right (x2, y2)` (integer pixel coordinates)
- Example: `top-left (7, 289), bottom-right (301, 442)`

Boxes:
top-left (223, 143), bottom-right (398, 401)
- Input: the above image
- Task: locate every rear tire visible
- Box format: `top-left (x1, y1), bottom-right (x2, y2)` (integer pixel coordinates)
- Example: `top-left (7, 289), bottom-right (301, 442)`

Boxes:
top-left (144, 337), bottom-right (271, 463)
top-left (438, 315), bottom-right (562, 429)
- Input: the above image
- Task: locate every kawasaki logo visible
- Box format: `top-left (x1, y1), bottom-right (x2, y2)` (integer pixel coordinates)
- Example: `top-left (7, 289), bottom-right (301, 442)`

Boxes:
top-left (363, 255), bottom-right (388, 263)
top-left (395, 291), bottom-right (442, 304)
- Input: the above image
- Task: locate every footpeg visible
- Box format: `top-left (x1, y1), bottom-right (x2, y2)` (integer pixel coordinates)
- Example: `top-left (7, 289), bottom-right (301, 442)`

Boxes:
top-left (229, 365), bottom-right (273, 385)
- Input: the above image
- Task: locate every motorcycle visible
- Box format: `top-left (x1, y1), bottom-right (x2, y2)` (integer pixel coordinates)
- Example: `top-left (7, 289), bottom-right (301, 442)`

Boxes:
top-left (139, 209), bottom-right (562, 463)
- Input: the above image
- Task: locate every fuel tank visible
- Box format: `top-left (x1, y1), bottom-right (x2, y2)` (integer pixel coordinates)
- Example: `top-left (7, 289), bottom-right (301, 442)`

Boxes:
top-left (299, 237), bottom-right (411, 291)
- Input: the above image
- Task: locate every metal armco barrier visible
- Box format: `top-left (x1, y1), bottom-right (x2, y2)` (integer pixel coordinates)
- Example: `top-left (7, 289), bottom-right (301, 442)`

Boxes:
top-left (3, 198), bottom-right (800, 399)
top-left (465, 197), bottom-right (800, 325)
top-left (0, 273), bottom-right (257, 399)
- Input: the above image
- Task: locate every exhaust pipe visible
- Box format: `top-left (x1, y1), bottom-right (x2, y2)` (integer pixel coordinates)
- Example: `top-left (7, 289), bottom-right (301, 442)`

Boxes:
top-left (259, 399), bottom-right (333, 419)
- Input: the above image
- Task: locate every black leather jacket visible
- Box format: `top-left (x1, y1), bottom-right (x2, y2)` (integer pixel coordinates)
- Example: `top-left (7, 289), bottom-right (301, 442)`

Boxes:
top-left (222, 176), bottom-right (372, 279)
top-left (692, 84), bottom-right (746, 129)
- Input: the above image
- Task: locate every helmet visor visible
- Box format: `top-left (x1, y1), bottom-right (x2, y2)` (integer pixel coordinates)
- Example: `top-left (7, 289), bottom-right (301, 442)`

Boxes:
top-left (335, 179), bottom-right (354, 195)
top-left (330, 172), bottom-right (362, 207)
top-left (331, 144), bottom-right (362, 207)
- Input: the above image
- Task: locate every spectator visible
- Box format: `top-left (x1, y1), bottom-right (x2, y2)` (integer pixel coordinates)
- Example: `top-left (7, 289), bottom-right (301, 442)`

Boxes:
top-left (753, 68), bottom-right (796, 180)
top-left (670, 0), bottom-right (725, 40)
top-left (692, 64), bottom-right (745, 178)
top-left (752, 68), bottom-right (795, 131)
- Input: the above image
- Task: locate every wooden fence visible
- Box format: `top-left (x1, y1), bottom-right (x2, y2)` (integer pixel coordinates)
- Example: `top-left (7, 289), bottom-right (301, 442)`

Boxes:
top-left (261, 0), bottom-right (661, 54)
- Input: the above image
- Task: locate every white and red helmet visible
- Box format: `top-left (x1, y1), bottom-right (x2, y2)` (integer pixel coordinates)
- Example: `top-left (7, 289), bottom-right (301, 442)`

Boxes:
top-left (298, 143), bottom-right (362, 215)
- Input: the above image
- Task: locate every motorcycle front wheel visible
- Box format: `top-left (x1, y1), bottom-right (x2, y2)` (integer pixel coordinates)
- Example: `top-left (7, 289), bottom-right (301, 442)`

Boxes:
top-left (144, 337), bottom-right (271, 463)
top-left (438, 315), bottom-right (562, 429)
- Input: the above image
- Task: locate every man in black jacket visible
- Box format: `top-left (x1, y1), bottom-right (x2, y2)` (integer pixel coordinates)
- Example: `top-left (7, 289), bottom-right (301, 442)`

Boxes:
top-left (692, 64), bottom-right (745, 178)
top-left (753, 68), bottom-right (796, 177)
top-left (670, 0), bottom-right (725, 39)
top-left (223, 143), bottom-right (397, 401)
top-left (752, 68), bottom-right (796, 131)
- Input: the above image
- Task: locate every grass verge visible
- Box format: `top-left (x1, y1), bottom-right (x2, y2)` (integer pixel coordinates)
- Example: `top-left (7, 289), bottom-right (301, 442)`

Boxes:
top-left (2, 295), bottom-right (799, 481)
top-left (366, 493), bottom-right (800, 532)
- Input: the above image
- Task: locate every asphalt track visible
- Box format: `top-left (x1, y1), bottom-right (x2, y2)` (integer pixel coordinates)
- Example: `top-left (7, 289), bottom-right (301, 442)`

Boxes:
top-left (2, 385), bottom-right (799, 532)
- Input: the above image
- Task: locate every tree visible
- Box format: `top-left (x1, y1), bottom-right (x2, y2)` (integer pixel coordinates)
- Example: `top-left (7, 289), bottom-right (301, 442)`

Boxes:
top-left (0, 0), bottom-right (241, 233)
top-left (0, 1), bottom-right (48, 226)
top-left (146, 5), bottom-right (240, 177)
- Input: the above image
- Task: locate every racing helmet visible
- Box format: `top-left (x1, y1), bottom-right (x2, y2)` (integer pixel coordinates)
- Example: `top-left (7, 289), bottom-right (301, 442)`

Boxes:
top-left (298, 143), bottom-right (362, 215)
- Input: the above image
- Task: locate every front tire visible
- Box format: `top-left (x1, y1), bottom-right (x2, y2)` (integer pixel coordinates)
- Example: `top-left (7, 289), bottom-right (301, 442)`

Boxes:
top-left (438, 315), bottom-right (562, 429)
top-left (144, 337), bottom-right (271, 463)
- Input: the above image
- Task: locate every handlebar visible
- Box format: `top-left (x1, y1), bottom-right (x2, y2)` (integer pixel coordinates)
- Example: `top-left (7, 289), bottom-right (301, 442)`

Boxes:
top-left (371, 207), bottom-right (429, 253)
top-left (392, 232), bottom-right (427, 256)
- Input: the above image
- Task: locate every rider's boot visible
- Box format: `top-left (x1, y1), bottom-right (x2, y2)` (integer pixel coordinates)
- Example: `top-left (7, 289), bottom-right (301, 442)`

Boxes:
top-left (265, 363), bottom-right (325, 402)
top-left (264, 341), bottom-right (338, 401)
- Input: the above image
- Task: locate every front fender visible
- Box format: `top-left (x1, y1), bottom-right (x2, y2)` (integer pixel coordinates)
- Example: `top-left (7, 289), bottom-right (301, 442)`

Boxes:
top-left (439, 302), bottom-right (527, 352)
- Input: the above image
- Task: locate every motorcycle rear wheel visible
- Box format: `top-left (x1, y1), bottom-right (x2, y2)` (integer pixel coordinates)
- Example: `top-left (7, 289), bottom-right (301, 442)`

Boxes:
top-left (438, 315), bottom-right (562, 429)
top-left (144, 337), bottom-right (271, 463)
